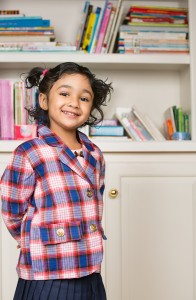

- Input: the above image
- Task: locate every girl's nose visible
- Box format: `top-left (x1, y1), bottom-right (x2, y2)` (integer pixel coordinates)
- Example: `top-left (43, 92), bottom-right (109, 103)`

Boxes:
top-left (67, 96), bottom-right (79, 108)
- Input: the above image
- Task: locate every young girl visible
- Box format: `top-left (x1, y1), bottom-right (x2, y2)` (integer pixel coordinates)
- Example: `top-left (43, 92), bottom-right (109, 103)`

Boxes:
top-left (1, 62), bottom-right (113, 300)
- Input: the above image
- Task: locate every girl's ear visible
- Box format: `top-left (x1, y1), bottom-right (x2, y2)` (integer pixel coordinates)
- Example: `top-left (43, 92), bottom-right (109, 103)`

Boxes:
top-left (39, 93), bottom-right (48, 110)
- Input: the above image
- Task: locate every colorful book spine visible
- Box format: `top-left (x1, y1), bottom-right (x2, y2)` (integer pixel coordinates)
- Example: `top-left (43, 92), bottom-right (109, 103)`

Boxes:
top-left (0, 18), bottom-right (50, 27)
top-left (82, 11), bottom-right (96, 51)
top-left (89, 125), bottom-right (124, 136)
top-left (0, 80), bottom-right (14, 139)
top-left (95, 2), bottom-right (113, 53)
top-left (88, 7), bottom-right (102, 53)
top-left (121, 117), bottom-right (142, 141)
top-left (101, 6), bottom-right (116, 53)
top-left (75, 1), bottom-right (90, 50)
top-left (80, 4), bottom-right (93, 50)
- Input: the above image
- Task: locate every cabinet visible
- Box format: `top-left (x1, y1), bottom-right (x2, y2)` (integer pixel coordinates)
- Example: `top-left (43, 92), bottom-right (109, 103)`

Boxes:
top-left (1, 0), bottom-right (196, 299)
top-left (104, 153), bottom-right (196, 300)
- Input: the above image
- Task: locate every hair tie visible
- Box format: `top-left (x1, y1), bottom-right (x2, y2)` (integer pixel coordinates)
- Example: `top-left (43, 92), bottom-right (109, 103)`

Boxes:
top-left (42, 69), bottom-right (48, 76)
top-left (39, 69), bottom-right (48, 84)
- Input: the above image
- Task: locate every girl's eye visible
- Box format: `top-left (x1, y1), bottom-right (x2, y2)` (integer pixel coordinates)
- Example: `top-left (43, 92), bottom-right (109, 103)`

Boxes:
top-left (60, 92), bottom-right (69, 97)
top-left (80, 97), bottom-right (89, 102)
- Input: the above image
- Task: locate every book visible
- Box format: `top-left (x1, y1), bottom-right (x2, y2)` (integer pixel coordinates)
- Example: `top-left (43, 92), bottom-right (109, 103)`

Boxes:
top-left (82, 11), bottom-right (97, 51)
top-left (0, 17), bottom-right (50, 27)
top-left (80, 4), bottom-right (93, 50)
top-left (108, 4), bottom-right (124, 53)
top-left (0, 80), bottom-right (14, 139)
top-left (97, 119), bottom-right (118, 126)
top-left (115, 107), bottom-right (153, 141)
top-left (101, 6), bottom-right (116, 53)
top-left (0, 10), bottom-right (20, 15)
top-left (75, 1), bottom-right (90, 50)
top-left (0, 35), bottom-right (55, 42)
top-left (164, 106), bottom-right (177, 132)
top-left (95, 2), bottom-right (113, 53)
top-left (132, 105), bottom-right (166, 141)
top-left (89, 125), bottom-right (124, 136)
top-left (106, 0), bottom-right (123, 53)
top-left (88, 7), bottom-right (102, 53)
top-left (177, 106), bottom-right (184, 132)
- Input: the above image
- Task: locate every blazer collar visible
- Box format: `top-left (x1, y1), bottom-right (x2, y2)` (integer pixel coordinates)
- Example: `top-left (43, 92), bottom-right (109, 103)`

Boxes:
top-left (38, 125), bottom-right (97, 185)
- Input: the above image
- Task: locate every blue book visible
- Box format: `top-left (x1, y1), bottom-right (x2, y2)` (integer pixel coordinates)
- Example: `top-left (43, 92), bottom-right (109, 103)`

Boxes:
top-left (90, 125), bottom-right (124, 136)
top-left (88, 7), bottom-right (102, 53)
top-left (0, 17), bottom-right (50, 27)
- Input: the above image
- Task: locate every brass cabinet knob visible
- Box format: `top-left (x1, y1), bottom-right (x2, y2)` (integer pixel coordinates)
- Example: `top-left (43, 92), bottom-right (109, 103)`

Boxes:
top-left (109, 189), bottom-right (118, 199)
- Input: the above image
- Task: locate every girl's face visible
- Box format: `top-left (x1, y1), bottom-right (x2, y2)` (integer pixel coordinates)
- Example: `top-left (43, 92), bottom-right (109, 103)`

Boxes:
top-left (39, 73), bottom-right (94, 135)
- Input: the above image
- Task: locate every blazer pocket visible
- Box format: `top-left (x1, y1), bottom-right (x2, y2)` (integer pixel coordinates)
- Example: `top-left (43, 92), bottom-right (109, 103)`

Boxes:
top-left (39, 221), bottom-right (83, 245)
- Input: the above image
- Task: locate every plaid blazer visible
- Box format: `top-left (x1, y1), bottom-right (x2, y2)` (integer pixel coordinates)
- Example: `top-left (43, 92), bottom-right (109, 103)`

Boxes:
top-left (1, 125), bottom-right (106, 280)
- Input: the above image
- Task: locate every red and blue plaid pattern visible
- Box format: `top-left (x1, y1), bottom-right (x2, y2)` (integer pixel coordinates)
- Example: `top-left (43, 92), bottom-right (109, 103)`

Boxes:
top-left (1, 125), bottom-right (106, 280)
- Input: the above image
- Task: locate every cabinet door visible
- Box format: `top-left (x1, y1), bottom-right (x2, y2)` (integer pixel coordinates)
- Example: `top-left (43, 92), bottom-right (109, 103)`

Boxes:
top-left (104, 154), bottom-right (196, 300)
top-left (0, 155), bottom-right (19, 300)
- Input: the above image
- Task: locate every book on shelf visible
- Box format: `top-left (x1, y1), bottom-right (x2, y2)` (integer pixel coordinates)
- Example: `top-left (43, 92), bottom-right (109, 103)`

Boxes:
top-left (0, 42), bottom-right (78, 52)
top-left (132, 105), bottom-right (166, 141)
top-left (0, 16), bottom-right (50, 27)
top-left (75, 1), bottom-right (90, 50)
top-left (108, 4), bottom-right (124, 53)
top-left (0, 10), bottom-right (20, 15)
top-left (82, 10), bottom-right (97, 51)
top-left (89, 125), bottom-right (124, 136)
top-left (101, 5), bottom-right (116, 53)
top-left (164, 105), bottom-right (191, 139)
top-left (0, 34), bottom-right (55, 42)
top-left (0, 80), bottom-right (14, 139)
top-left (88, 6), bottom-right (102, 53)
top-left (105, 0), bottom-right (123, 53)
top-left (80, 3), bottom-right (93, 50)
top-left (118, 4), bottom-right (189, 54)
top-left (115, 107), bottom-right (154, 141)
top-left (95, 2), bottom-right (113, 53)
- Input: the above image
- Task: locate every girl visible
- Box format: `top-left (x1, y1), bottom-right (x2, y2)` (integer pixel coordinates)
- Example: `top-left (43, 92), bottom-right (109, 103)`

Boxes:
top-left (1, 62), bottom-right (113, 300)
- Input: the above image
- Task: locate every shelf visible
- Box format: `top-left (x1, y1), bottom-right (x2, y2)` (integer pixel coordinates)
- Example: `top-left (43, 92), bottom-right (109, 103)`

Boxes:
top-left (1, 139), bottom-right (196, 153)
top-left (0, 53), bottom-right (190, 70)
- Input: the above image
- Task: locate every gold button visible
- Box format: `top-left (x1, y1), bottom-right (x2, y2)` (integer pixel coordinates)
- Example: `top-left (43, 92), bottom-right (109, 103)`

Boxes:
top-left (90, 224), bottom-right (97, 232)
top-left (57, 228), bottom-right (65, 237)
top-left (87, 189), bottom-right (93, 198)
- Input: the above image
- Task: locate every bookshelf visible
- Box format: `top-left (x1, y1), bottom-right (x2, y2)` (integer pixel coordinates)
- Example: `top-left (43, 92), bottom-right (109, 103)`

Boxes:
top-left (1, 2), bottom-right (196, 300)
top-left (0, 0), bottom-right (195, 154)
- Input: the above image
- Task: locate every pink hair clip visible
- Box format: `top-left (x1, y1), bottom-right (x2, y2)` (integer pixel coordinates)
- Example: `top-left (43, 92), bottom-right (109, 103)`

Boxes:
top-left (42, 69), bottom-right (48, 76)
top-left (39, 69), bottom-right (48, 84)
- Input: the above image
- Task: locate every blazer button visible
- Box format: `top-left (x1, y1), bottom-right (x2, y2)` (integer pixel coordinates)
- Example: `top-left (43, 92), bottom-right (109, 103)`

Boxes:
top-left (57, 228), bottom-right (65, 237)
top-left (87, 188), bottom-right (93, 198)
top-left (90, 224), bottom-right (97, 232)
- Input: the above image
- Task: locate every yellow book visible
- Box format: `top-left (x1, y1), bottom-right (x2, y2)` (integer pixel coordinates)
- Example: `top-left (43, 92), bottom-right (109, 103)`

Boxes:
top-left (82, 12), bottom-right (96, 51)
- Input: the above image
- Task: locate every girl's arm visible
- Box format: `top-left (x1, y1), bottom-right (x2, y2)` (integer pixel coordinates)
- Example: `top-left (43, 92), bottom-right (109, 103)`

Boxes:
top-left (0, 147), bottom-right (35, 245)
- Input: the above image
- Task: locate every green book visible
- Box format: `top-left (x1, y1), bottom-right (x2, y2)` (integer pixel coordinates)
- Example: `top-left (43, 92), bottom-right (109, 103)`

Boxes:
top-left (184, 113), bottom-right (190, 133)
top-left (177, 107), bottom-right (184, 132)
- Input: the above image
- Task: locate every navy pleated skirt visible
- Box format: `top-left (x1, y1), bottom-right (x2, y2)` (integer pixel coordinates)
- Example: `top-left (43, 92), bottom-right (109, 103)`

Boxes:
top-left (13, 273), bottom-right (106, 300)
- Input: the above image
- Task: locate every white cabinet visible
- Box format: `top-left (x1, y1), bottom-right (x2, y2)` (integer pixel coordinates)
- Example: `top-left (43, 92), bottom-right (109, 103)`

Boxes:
top-left (104, 153), bottom-right (196, 300)
top-left (0, 155), bottom-right (19, 300)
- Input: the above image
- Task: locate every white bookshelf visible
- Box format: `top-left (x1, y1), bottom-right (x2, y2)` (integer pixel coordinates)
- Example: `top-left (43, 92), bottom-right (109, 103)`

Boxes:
top-left (0, 0), bottom-right (195, 152)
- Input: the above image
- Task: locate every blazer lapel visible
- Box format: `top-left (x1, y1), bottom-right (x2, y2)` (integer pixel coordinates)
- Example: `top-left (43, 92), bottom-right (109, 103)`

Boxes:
top-left (58, 145), bottom-right (96, 186)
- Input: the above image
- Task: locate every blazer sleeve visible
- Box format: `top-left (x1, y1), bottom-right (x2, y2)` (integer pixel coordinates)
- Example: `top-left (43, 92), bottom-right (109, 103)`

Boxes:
top-left (0, 147), bottom-right (35, 245)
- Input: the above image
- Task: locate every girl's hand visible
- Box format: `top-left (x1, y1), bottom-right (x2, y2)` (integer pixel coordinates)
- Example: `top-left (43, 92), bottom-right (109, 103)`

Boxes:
top-left (17, 245), bottom-right (21, 249)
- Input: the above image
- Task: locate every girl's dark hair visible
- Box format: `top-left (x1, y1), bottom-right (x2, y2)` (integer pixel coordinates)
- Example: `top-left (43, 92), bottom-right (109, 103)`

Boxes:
top-left (24, 62), bottom-right (113, 127)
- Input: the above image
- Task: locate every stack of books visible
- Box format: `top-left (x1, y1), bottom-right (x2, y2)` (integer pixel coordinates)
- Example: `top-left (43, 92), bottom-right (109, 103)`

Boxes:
top-left (0, 79), bottom-right (38, 140)
top-left (75, 0), bottom-right (124, 53)
top-left (118, 5), bottom-right (189, 54)
top-left (0, 9), bottom-right (78, 52)
top-left (164, 105), bottom-right (191, 140)
top-left (115, 106), bottom-right (166, 141)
